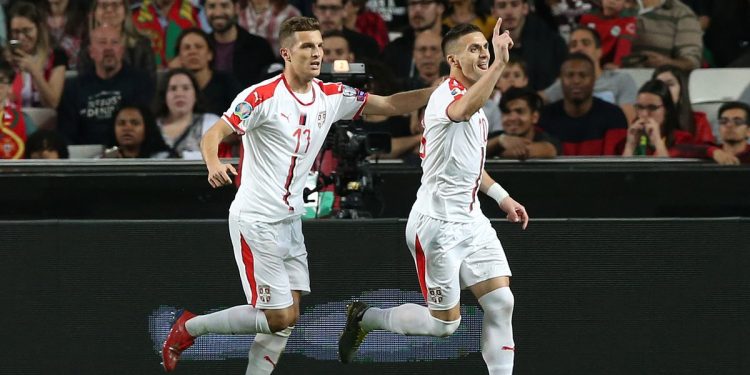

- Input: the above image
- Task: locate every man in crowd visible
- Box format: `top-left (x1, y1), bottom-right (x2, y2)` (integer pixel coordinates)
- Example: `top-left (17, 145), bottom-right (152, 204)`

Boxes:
top-left (322, 30), bottom-right (355, 63)
top-left (406, 30), bottom-right (445, 89)
top-left (383, 0), bottom-right (448, 79)
top-left (313, 0), bottom-right (380, 60)
top-left (712, 101), bottom-right (750, 164)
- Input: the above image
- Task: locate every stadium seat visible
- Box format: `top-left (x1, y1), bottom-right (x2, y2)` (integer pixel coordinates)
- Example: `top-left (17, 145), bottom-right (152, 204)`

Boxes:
top-left (619, 68), bottom-right (654, 91)
top-left (688, 68), bottom-right (750, 103)
top-left (22, 107), bottom-right (57, 130)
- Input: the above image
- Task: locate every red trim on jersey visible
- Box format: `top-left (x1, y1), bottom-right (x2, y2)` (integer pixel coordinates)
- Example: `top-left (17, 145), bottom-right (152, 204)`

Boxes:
top-left (353, 93), bottom-right (369, 120)
top-left (445, 77), bottom-right (466, 122)
top-left (282, 75), bottom-right (316, 106)
top-left (415, 235), bottom-right (429, 302)
top-left (235, 142), bottom-right (244, 188)
top-left (315, 80), bottom-right (344, 96)
top-left (469, 147), bottom-right (485, 212)
top-left (282, 156), bottom-right (298, 210)
top-left (240, 234), bottom-right (258, 306)
top-left (224, 76), bottom-right (282, 134)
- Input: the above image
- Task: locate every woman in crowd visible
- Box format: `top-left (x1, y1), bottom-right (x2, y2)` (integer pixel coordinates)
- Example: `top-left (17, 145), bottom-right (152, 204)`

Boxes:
top-left (237, 0), bottom-right (301, 55)
top-left (651, 64), bottom-right (715, 143)
top-left (103, 104), bottom-right (172, 158)
top-left (45, 0), bottom-right (87, 70)
top-left (78, 0), bottom-right (156, 81)
top-left (153, 68), bottom-right (219, 159)
top-left (7, 1), bottom-right (67, 108)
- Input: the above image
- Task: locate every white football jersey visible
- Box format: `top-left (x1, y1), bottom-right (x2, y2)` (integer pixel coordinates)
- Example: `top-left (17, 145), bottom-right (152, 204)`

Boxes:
top-left (413, 78), bottom-right (489, 222)
top-left (222, 74), bottom-right (368, 222)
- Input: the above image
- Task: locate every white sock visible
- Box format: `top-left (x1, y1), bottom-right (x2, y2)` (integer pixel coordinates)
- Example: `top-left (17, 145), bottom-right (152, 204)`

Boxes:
top-left (185, 305), bottom-right (272, 337)
top-left (478, 287), bottom-right (515, 375)
top-left (245, 326), bottom-right (293, 375)
top-left (360, 303), bottom-right (460, 337)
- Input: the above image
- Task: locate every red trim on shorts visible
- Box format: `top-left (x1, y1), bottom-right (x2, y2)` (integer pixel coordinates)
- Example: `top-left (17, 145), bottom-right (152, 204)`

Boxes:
top-left (240, 234), bottom-right (258, 306)
top-left (415, 235), bottom-right (429, 302)
top-left (469, 147), bottom-right (485, 212)
top-left (282, 156), bottom-right (298, 210)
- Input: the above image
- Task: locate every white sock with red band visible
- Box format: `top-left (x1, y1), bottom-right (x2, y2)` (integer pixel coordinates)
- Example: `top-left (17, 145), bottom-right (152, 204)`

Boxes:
top-left (185, 305), bottom-right (272, 336)
top-left (361, 303), bottom-right (460, 337)
top-left (478, 287), bottom-right (515, 375)
top-left (245, 326), bottom-right (293, 375)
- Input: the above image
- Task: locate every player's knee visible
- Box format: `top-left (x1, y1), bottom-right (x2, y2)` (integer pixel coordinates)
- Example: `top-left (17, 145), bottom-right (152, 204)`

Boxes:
top-left (479, 287), bottom-right (514, 316)
top-left (430, 316), bottom-right (461, 337)
top-left (265, 309), bottom-right (297, 332)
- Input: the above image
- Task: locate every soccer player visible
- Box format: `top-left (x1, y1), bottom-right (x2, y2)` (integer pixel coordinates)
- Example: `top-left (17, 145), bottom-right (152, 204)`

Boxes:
top-left (338, 20), bottom-right (527, 375)
top-left (161, 16), bottom-right (434, 373)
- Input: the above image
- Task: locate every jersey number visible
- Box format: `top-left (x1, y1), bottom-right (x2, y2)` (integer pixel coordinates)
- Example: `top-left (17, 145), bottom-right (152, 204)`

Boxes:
top-left (293, 128), bottom-right (311, 154)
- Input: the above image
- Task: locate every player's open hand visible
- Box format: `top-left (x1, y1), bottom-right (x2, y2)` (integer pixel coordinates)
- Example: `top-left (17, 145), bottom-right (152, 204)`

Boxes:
top-left (207, 162), bottom-right (238, 188)
top-left (499, 196), bottom-right (528, 230)
top-left (492, 18), bottom-right (514, 66)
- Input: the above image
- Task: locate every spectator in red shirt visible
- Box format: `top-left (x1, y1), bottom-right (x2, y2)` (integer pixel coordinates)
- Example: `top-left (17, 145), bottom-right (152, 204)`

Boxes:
top-left (579, 0), bottom-right (636, 69)
top-left (651, 64), bottom-right (715, 144)
top-left (343, 0), bottom-right (389, 52)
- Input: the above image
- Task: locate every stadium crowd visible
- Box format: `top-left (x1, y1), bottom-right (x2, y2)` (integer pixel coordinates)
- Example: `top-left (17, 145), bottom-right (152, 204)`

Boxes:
top-left (0, 0), bottom-right (748, 163)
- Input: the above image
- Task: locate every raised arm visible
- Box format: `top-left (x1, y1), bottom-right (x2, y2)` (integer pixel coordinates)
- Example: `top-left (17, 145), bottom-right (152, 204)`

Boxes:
top-left (200, 119), bottom-right (237, 188)
top-left (362, 87), bottom-right (434, 117)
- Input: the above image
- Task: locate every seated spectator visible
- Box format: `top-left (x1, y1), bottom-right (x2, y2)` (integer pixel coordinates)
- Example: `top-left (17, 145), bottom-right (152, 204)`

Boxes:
top-left (45, 0), bottom-right (86, 70)
top-left (711, 101), bottom-right (750, 164)
top-left (487, 87), bottom-right (561, 159)
top-left (103, 104), bottom-right (173, 158)
top-left (622, 0), bottom-right (702, 71)
top-left (24, 128), bottom-right (69, 159)
top-left (206, 0), bottom-right (276, 88)
top-left (173, 28), bottom-right (242, 115)
top-left (492, 0), bottom-right (566, 90)
top-left (7, 1), bottom-right (67, 109)
top-left (313, 0), bottom-right (380, 61)
top-left (383, 0), bottom-right (447, 80)
top-left (443, 0), bottom-right (496, 39)
top-left (153, 68), bottom-right (220, 159)
top-left (322, 30), bottom-right (355, 63)
top-left (579, 0), bottom-right (637, 69)
top-left (651, 64), bottom-right (714, 143)
top-left (343, 0), bottom-right (389, 52)
top-left (405, 30), bottom-right (444, 90)
top-left (483, 56), bottom-right (529, 133)
top-left (79, 0), bottom-right (157, 82)
top-left (132, 0), bottom-right (203, 67)
top-left (0, 59), bottom-right (37, 159)
top-left (237, 0), bottom-right (301, 56)
top-left (58, 25), bottom-right (155, 145)
top-left (542, 26), bottom-right (637, 122)
top-left (538, 53), bottom-right (628, 156)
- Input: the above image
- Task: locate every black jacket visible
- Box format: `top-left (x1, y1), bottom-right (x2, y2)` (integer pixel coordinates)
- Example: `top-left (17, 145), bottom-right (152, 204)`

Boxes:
top-left (209, 26), bottom-right (277, 88)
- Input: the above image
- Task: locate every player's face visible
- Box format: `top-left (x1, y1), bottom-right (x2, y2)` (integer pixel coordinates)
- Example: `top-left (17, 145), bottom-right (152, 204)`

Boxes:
top-left (560, 60), bottom-right (595, 104)
top-left (286, 30), bottom-right (324, 81)
top-left (492, 0), bottom-right (528, 31)
top-left (205, 0), bottom-right (236, 33)
top-left (496, 63), bottom-right (527, 92)
top-left (322, 35), bottom-right (352, 63)
top-left (451, 32), bottom-right (490, 83)
top-left (718, 108), bottom-right (749, 144)
top-left (166, 73), bottom-right (197, 116)
top-left (568, 29), bottom-right (601, 64)
top-left (502, 98), bottom-right (538, 137)
top-left (114, 108), bottom-right (146, 148)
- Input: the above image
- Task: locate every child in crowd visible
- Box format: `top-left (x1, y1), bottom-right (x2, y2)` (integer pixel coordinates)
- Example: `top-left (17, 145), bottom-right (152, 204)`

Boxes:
top-left (579, 0), bottom-right (637, 68)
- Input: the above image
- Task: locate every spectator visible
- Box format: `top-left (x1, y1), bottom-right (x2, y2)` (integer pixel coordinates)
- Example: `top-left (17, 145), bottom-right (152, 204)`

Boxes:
top-left (237, 0), bottom-right (301, 57)
top-left (58, 25), bottom-right (155, 145)
top-left (712, 101), bottom-right (750, 164)
top-left (579, 0), bottom-right (637, 68)
top-left (651, 64), bottom-right (714, 144)
top-left (7, 1), bottom-right (67, 109)
top-left (484, 56), bottom-right (529, 133)
top-left (542, 26), bottom-right (637, 123)
top-left (492, 0), bottom-right (567, 90)
top-left (322, 30), bottom-right (355, 63)
top-left (383, 0), bottom-right (447, 80)
top-left (45, 0), bottom-right (87, 70)
top-left (24, 128), bottom-right (69, 159)
top-left (538, 53), bottom-right (628, 156)
top-left (173, 28), bottom-right (242, 115)
top-left (622, 0), bottom-right (702, 71)
top-left (342, 0), bottom-right (389, 52)
top-left (79, 0), bottom-right (157, 82)
top-left (487, 87), bottom-right (560, 159)
top-left (153, 68), bottom-right (219, 159)
top-left (405, 30), bottom-right (444, 90)
top-left (442, 0), bottom-right (496, 39)
top-left (132, 0), bottom-right (203, 67)
top-left (103, 103), bottom-right (172, 158)
top-left (205, 0), bottom-right (276, 87)
top-left (312, 0), bottom-right (380, 61)
top-left (0, 58), bottom-right (37, 159)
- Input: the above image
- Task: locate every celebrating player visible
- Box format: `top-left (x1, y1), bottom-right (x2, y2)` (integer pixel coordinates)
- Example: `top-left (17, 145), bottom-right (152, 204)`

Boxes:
top-left (160, 16), bottom-right (434, 373)
top-left (338, 20), bottom-right (527, 375)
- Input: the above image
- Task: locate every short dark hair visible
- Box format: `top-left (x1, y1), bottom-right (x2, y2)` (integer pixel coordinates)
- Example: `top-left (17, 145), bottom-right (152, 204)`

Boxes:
top-left (0, 58), bottom-right (16, 82)
top-left (174, 28), bottom-right (215, 58)
top-left (561, 52), bottom-right (596, 72)
top-left (441, 23), bottom-right (483, 57)
top-left (718, 101), bottom-right (750, 121)
top-left (322, 29), bottom-right (348, 40)
top-left (506, 56), bottom-right (528, 76)
top-left (279, 17), bottom-right (321, 48)
top-left (499, 87), bottom-right (543, 114)
top-left (571, 26), bottom-right (601, 48)
top-left (24, 129), bottom-right (69, 159)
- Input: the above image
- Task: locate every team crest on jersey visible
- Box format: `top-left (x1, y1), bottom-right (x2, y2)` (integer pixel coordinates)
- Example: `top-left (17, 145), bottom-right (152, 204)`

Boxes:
top-left (258, 285), bottom-right (271, 303)
top-left (450, 88), bottom-right (462, 97)
top-left (428, 287), bottom-right (444, 303)
top-left (317, 111), bottom-right (327, 128)
top-left (234, 102), bottom-right (253, 120)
